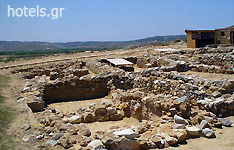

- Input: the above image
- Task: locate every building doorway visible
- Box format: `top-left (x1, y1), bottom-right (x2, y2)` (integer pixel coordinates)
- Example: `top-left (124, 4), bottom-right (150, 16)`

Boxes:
top-left (231, 32), bottom-right (234, 44)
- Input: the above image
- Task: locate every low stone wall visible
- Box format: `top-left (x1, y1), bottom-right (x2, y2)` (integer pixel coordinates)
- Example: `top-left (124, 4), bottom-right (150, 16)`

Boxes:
top-left (190, 64), bottom-right (234, 74)
top-left (12, 61), bottom-right (86, 79)
top-left (19, 73), bottom-right (112, 112)
top-left (43, 80), bottom-right (109, 104)
top-left (136, 48), bottom-right (234, 74)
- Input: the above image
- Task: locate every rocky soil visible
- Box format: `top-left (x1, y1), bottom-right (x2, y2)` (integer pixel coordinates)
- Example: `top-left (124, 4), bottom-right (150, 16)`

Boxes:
top-left (2, 45), bottom-right (234, 150)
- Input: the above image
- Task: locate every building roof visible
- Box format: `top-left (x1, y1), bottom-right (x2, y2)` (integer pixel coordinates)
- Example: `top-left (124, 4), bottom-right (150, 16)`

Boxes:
top-left (185, 25), bottom-right (234, 33)
top-left (216, 25), bottom-right (234, 30)
top-left (106, 59), bottom-right (133, 66)
top-left (185, 29), bottom-right (215, 33)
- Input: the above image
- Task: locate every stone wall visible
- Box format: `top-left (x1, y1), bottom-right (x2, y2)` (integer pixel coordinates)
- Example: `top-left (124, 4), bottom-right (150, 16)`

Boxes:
top-left (43, 80), bottom-right (109, 104)
top-left (216, 26), bottom-right (234, 44)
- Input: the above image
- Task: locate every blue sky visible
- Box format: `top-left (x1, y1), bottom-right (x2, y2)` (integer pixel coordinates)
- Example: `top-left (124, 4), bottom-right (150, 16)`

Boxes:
top-left (0, 0), bottom-right (234, 42)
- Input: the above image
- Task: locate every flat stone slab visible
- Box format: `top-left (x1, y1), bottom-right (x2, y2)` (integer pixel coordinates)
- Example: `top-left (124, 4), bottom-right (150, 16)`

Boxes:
top-left (113, 129), bottom-right (137, 139)
top-left (106, 59), bottom-right (133, 66)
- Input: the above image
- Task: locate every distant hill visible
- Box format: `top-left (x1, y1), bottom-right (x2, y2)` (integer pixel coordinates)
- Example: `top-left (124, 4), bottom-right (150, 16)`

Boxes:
top-left (0, 35), bottom-right (185, 51)
top-left (0, 41), bottom-right (62, 52)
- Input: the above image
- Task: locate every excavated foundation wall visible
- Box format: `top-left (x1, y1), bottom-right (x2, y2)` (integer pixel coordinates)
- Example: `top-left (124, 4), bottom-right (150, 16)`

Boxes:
top-left (43, 80), bottom-right (110, 104)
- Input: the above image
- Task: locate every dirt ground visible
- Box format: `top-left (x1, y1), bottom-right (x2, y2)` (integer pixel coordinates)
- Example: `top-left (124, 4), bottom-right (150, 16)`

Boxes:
top-left (0, 70), bottom-right (36, 150)
top-left (175, 116), bottom-right (234, 150)
top-left (48, 97), bottom-right (109, 114)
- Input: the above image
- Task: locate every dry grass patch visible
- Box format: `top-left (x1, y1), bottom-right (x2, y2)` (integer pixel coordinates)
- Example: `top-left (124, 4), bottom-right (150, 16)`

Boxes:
top-left (0, 75), bottom-right (15, 150)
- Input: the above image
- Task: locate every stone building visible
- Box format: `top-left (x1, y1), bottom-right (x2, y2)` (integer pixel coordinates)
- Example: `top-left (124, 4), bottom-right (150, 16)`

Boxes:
top-left (185, 25), bottom-right (234, 48)
top-left (216, 26), bottom-right (234, 45)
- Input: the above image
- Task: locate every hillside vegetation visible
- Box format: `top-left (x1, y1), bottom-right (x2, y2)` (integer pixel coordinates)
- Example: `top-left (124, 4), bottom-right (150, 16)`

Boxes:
top-left (0, 35), bottom-right (185, 52)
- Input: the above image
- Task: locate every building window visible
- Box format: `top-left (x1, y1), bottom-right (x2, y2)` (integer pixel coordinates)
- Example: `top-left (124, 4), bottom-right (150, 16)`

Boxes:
top-left (221, 32), bottom-right (225, 36)
top-left (192, 32), bottom-right (201, 39)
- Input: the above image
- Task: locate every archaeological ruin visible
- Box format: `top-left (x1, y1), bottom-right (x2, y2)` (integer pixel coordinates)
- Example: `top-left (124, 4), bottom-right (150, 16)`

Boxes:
top-left (12, 46), bottom-right (234, 150)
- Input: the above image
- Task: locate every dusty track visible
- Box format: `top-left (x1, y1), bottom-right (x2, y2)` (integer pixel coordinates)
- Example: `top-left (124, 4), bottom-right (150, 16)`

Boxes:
top-left (0, 70), bottom-right (36, 150)
top-left (0, 49), bottom-right (144, 70)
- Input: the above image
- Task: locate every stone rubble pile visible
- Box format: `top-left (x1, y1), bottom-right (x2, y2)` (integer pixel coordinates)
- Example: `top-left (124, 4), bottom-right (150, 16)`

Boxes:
top-left (136, 47), bottom-right (234, 74)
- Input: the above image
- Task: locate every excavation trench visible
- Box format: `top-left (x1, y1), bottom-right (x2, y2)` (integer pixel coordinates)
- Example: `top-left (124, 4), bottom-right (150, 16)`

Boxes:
top-left (43, 80), bottom-right (110, 106)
